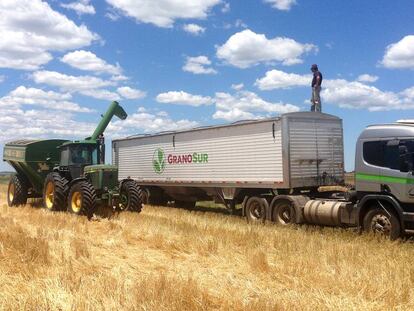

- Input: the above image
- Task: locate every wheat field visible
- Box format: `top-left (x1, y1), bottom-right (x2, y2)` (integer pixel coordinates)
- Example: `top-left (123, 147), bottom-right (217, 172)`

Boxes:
top-left (1, 183), bottom-right (414, 310)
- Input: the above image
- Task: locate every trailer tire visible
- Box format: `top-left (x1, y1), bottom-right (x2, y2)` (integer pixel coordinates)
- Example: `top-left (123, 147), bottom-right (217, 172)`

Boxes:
top-left (7, 175), bottom-right (28, 207)
top-left (363, 206), bottom-right (401, 240)
top-left (245, 196), bottom-right (267, 223)
top-left (67, 180), bottom-right (97, 218)
top-left (140, 188), bottom-right (149, 205)
top-left (43, 173), bottom-right (68, 211)
top-left (120, 180), bottom-right (143, 213)
top-left (272, 198), bottom-right (296, 225)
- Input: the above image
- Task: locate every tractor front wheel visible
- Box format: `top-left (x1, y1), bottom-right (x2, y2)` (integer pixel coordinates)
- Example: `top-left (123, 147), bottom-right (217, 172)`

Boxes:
top-left (120, 180), bottom-right (143, 213)
top-left (43, 173), bottom-right (68, 211)
top-left (7, 175), bottom-right (28, 207)
top-left (67, 181), bottom-right (97, 218)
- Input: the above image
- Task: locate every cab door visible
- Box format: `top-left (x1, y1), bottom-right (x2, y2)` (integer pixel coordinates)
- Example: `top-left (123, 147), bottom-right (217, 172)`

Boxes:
top-left (379, 139), bottom-right (414, 204)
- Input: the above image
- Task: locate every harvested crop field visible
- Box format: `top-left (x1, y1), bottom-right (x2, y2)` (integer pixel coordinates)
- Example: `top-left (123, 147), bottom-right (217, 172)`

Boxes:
top-left (1, 183), bottom-right (414, 310)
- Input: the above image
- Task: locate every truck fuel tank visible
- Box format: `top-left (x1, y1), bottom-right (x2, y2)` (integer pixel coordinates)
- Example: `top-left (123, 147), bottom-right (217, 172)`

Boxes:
top-left (303, 200), bottom-right (356, 226)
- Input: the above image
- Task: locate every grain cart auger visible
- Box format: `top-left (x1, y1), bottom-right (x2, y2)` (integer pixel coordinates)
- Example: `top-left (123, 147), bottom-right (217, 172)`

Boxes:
top-left (3, 101), bottom-right (143, 217)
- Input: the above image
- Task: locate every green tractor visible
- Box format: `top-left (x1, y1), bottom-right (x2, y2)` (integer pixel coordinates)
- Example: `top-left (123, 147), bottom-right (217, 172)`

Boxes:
top-left (4, 101), bottom-right (142, 217)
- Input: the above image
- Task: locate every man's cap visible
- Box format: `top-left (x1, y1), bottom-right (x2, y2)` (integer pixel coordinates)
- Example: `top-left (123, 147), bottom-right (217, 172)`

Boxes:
top-left (311, 64), bottom-right (318, 70)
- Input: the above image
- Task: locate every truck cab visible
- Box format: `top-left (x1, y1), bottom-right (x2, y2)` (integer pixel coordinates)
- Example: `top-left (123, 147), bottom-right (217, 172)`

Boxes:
top-left (355, 122), bottom-right (414, 238)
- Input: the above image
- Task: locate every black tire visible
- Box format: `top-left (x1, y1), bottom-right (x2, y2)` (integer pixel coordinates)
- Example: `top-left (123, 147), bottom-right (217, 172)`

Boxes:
top-left (7, 175), bottom-right (28, 207)
top-left (120, 180), bottom-right (143, 212)
top-left (174, 200), bottom-right (196, 209)
top-left (271, 198), bottom-right (296, 225)
top-left (43, 172), bottom-right (68, 211)
top-left (363, 207), bottom-right (401, 240)
top-left (67, 180), bottom-right (97, 217)
top-left (245, 196), bottom-right (268, 223)
top-left (140, 188), bottom-right (149, 205)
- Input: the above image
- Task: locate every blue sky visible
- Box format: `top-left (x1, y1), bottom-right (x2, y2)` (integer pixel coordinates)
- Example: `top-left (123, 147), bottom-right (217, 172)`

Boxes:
top-left (1, 0), bottom-right (414, 171)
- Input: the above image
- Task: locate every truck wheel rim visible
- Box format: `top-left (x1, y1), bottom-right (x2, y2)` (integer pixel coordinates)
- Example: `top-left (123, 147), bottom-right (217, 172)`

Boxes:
top-left (250, 201), bottom-right (263, 219)
top-left (71, 192), bottom-right (82, 213)
top-left (8, 183), bottom-right (15, 203)
top-left (277, 204), bottom-right (293, 224)
top-left (371, 214), bottom-right (391, 235)
top-left (45, 182), bottom-right (55, 209)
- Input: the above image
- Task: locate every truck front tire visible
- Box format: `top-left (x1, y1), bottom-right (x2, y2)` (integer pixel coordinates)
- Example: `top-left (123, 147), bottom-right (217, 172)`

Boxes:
top-left (67, 181), bottom-right (97, 218)
top-left (7, 175), bottom-right (28, 207)
top-left (43, 173), bottom-right (68, 211)
top-left (363, 207), bottom-right (401, 240)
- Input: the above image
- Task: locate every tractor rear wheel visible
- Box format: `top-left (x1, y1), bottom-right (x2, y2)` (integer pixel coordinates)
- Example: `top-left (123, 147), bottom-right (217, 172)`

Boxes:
top-left (7, 175), bottom-right (28, 207)
top-left (43, 173), bottom-right (68, 211)
top-left (67, 181), bottom-right (97, 217)
top-left (120, 180), bottom-right (143, 212)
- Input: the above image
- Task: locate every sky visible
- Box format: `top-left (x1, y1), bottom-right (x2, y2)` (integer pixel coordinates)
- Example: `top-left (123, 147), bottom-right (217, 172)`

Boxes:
top-left (0, 0), bottom-right (414, 172)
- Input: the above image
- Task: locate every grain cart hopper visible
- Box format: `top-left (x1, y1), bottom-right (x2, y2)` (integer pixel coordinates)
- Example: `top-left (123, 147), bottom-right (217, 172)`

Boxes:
top-left (4, 101), bottom-right (142, 217)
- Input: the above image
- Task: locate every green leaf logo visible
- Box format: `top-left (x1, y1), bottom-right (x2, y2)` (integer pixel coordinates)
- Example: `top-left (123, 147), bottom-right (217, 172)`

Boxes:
top-left (153, 148), bottom-right (166, 174)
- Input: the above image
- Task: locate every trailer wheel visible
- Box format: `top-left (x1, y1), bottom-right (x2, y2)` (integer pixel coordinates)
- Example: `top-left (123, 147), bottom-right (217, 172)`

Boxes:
top-left (120, 180), bottom-right (143, 213)
top-left (67, 181), bottom-right (97, 217)
top-left (140, 188), bottom-right (149, 205)
top-left (7, 175), bottom-right (28, 207)
top-left (245, 197), bottom-right (267, 223)
top-left (43, 173), bottom-right (68, 211)
top-left (363, 207), bottom-right (401, 240)
top-left (272, 198), bottom-right (296, 225)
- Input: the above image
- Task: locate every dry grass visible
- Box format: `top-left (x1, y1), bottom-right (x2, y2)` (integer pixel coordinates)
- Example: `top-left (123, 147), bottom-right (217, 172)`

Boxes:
top-left (1, 184), bottom-right (414, 310)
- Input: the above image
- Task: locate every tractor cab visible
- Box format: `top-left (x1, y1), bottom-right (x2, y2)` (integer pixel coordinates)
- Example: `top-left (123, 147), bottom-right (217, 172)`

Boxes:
top-left (58, 141), bottom-right (100, 180)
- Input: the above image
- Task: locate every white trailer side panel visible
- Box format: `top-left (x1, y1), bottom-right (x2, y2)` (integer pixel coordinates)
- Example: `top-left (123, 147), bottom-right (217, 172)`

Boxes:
top-left (115, 119), bottom-right (284, 187)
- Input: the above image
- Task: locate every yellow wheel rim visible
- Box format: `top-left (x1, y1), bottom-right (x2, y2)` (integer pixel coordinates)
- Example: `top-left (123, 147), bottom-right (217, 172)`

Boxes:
top-left (8, 183), bottom-right (15, 204)
top-left (45, 181), bottom-right (55, 209)
top-left (71, 192), bottom-right (82, 213)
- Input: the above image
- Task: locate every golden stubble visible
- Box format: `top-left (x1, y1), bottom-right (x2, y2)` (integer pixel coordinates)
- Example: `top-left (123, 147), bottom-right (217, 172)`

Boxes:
top-left (0, 184), bottom-right (413, 310)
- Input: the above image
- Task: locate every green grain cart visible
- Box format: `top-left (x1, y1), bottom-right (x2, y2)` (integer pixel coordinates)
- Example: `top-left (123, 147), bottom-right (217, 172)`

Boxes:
top-left (3, 101), bottom-right (142, 217)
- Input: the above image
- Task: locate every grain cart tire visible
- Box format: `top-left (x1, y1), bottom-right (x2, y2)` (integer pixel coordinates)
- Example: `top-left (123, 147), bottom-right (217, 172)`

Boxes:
top-left (363, 207), bottom-right (401, 240)
top-left (272, 198), bottom-right (296, 225)
top-left (67, 181), bottom-right (97, 218)
top-left (245, 196), bottom-right (268, 223)
top-left (7, 175), bottom-right (28, 207)
top-left (120, 180), bottom-right (143, 213)
top-left (43, 173), bottom-right (69, 211)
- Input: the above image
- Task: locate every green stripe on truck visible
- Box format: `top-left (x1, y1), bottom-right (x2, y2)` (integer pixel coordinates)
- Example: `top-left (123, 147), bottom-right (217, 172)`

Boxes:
top-left (356, 172), bottom-right (414, 184)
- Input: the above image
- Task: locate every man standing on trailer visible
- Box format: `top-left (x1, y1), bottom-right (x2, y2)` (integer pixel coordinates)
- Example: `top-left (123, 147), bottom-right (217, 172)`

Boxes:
top-left (310, 64), bottom-right (323, 112)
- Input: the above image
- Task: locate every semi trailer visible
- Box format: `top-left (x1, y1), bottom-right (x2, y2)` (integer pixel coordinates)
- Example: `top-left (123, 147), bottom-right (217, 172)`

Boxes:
top-left (113, 111), bottom-right (414, 239)
top-left (4, 101), bottom-right (143, 217)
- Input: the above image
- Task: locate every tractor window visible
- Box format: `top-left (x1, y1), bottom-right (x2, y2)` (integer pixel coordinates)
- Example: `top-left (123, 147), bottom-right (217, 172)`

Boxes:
top-left (60, 148), bottom-right (70, 166)
top-left (69, 145), bottom-right (98, 165)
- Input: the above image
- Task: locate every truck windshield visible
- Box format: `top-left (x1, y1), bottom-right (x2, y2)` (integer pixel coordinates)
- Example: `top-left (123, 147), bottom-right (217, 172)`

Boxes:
top-left (69, 145), bottom-right (98, 165)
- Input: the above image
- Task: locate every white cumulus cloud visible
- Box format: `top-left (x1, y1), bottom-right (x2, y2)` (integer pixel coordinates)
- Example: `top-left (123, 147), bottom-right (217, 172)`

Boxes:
top-left (213, 91), bottom-right (300, 121)
top-left (255, 69), bottom-right (310, 90)
top-left (0, 0), bottom-right (99, 70)
top-left (381, 35), bottom-right (414, 69)
top-left (264, 0), bottom-right (296, 11)
top-left (156, 91), bottom-right (213, 107)
top-left (61, 50), bottom-right (122, 75)
top-left (216, 29), bottom-right (317, 68)
top-left (105, 0), bottom-right (221, 28)
top-left (183, 23), bottom-right (205, 35)
top-left (61, 0), bottom-right (96, 15)
top-left (117, 86), bottom-right (146, 99)
top-left (32, 70), bottom-right (115, 91)
top-left (182, 56), bottom-right (217, 75)
top-left (357, 74), bottom-right (379, 83)
top-left (0, 86), bottom-right (93, 113)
